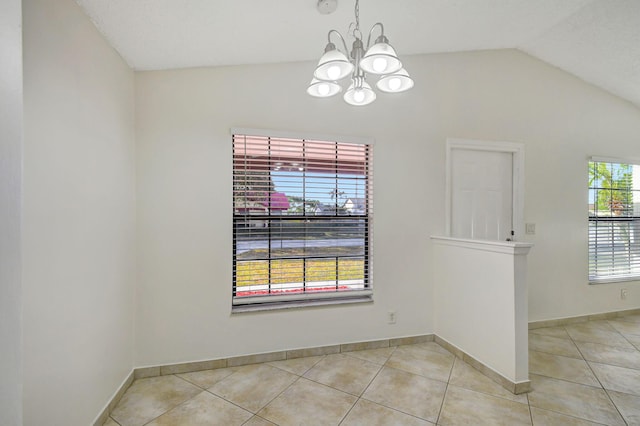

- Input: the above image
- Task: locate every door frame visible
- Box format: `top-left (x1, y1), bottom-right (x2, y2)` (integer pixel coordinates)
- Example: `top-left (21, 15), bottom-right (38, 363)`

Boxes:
top-left (445, 138), bottom-right (525, 240)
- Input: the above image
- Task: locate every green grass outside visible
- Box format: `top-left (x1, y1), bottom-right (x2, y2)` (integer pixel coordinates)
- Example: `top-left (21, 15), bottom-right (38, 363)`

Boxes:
top-left (236, 245), bottom-right (363, 260)
top-left (235, 258), bottom-right (364, 287)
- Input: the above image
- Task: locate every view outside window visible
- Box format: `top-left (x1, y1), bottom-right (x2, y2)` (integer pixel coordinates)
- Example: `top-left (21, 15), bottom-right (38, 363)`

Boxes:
top-left (233, 134), bottom-right (372, 305)
top-left (589, 160), bottom-right (640, 282)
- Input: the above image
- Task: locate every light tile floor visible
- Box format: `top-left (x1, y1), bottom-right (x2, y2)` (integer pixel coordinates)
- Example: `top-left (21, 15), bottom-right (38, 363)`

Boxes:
top-left (107, 314), bottom-right (640, 425)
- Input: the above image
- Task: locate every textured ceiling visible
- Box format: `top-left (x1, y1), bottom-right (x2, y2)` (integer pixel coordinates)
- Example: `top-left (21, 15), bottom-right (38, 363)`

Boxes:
top-left (76, 0), bottom-right (640, 107)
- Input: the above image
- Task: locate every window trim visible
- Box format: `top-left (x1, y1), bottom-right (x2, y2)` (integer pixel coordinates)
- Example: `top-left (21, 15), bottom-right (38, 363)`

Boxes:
top-left (231, 128), bottom-right (374, 311)
top-left (588, 156), bottom-right (640, 284)
top-left (230, 128), bottom-right (373, 147)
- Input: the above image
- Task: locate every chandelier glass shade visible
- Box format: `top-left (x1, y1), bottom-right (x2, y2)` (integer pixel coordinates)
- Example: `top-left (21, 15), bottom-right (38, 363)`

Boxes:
top-left (307, 78), bottom-right (342, 97)
top-left (308, 0), bottom-right (413, 106)
top-left (344, 79), bottom-right (376, 106)
top-left (359, 36), bottom-right (402, 75)
top-left (313, 44), bottom-right (354, 81)
top-left (376, 68), bottom-right (414, 93)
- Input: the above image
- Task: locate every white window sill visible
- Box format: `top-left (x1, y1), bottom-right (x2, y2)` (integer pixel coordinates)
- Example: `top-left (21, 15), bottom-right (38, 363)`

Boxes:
top-left (231, 293), bottom-right (373, 314)
top-left (589, 276), bottom-right (640, 285)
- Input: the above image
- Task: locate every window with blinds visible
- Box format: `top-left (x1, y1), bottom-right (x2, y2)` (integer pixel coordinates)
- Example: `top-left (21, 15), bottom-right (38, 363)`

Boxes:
top-left (589, 159), bottom-right (640, 283)
top-left (232, 131), bottom-right (373, 307)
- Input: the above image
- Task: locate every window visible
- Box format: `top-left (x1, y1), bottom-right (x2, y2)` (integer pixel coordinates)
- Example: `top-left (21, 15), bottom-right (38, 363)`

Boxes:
top-left (589, 158), bottom-right (640, 282)
top-left (232, 130), bottom-right (373, 309)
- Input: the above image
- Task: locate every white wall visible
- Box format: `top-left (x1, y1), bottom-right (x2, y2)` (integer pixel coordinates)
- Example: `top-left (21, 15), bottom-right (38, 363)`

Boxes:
top-left (433, 50), bottom-right (640, 322)
top-left (433, 238), bottom-right (532, 384)
top-left (134, 63), bottom-right (436, 366)
top-left (0, 0), bottom-right (23, 424)
top-left (22, 0), bottom-right (136, 424)
top-left (135, 49), bottom-right (640, 367)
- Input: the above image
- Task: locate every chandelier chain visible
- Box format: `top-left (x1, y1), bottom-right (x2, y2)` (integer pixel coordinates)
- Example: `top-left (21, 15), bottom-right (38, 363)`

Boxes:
top-left (354, 0), bottom-right (360, 31)
top-left (351, 0), bottom-right (362, 40)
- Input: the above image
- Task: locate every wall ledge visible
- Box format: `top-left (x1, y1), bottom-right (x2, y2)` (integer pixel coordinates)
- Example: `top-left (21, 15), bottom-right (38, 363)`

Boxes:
top-left (431, 235), bottom-right (533, 255)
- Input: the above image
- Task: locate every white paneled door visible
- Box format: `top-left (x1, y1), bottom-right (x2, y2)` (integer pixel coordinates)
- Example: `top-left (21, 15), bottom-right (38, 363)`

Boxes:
top-left (450, 148), bottom-right (513, 241)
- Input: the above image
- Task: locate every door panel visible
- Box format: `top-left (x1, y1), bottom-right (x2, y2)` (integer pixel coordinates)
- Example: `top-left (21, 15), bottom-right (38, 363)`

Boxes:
top-left (451, 149), bottom-right (513, 241)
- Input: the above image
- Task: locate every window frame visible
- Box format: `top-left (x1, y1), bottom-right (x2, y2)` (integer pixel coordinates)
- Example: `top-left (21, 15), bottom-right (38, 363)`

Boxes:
top-left (588, 156), bottom-right (640, 284)
top-left (231, 128), bottom-right (374, 311)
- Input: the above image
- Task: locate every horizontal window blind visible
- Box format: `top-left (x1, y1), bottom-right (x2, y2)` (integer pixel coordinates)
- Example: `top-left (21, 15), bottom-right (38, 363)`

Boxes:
top-left (233, 134), bottom-right (373, 306)
top-left (588, 160), bottom-right (640, 282)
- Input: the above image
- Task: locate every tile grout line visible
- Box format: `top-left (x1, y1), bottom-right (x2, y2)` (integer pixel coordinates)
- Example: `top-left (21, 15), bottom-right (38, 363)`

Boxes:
top-left (563, 325), bottom-right (629, 425)
top-left (138, 374), bottom-right (221, 426)
top-left (528, 332), bottom-right (584, 359)
top-left (529, 328), bottom-right (603, 390)
top-left (190, 367), bottom-right (269, 417)
top-left (584, 320), bottom-right (640, 424)
top-left (435, 381), bottom-right (449, 426)
top-left (242, 414), bottom-right (273, 426)
top-left (110, 374), bottom-right (201, 426)
top-left (173, 369), bottom-right (234, 391)
top-left (529, 320), bottom-right (638, 425)
top-left (295, 361), bottom-right (379, 400)
top-left (336, 349), bottom-right (394, 425)
top-left (351, 347), bottom-right (440, 424)
top-left (357, 393), bottom-right (437, 423)
top-left (336, 401), bottom-right (358, 426)
top-left (254, 374), bottom-right (305, 419)
top-left (107, 416), bottom-right (123, 426)
top-left (528, 403), bottom-right (612, 426)
top-left (529, 345), bottom-right (615, 389)
top-left (176, 368), bottom-right (265, 416)
top-left (608, 317), bottom-right (640, 358)
top-left (601, 388), bottom-right (630, 426)
top-left (202, 386), bottom-right (257, 419)
top-left (434, 350), bottom-right (457, 425)
top-left (207, 365), bottom-right (302, 418)
top-left (526, 392), bottom-right (533, 425)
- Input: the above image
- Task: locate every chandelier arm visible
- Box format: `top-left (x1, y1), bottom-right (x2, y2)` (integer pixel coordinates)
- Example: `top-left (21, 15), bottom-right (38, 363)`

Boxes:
top-left (366, 22), bottom-right (385, 49)
top-left (327, 29), bottom-right (351, 58)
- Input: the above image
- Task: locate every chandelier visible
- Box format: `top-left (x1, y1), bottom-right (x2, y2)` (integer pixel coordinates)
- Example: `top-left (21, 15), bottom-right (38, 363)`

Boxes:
top-left (307, 0), bottom-right (413, 106)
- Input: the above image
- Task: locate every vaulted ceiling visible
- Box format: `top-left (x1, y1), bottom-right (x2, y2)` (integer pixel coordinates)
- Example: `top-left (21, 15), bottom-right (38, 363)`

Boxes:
top-left (76, 0), bottom-right (640, 107)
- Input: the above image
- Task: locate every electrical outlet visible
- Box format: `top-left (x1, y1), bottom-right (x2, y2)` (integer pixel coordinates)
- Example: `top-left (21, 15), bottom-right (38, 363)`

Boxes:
top-left (387, 311), bottom-right (397, 324)
top-left (621, 289), bottom-right (628, 300)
